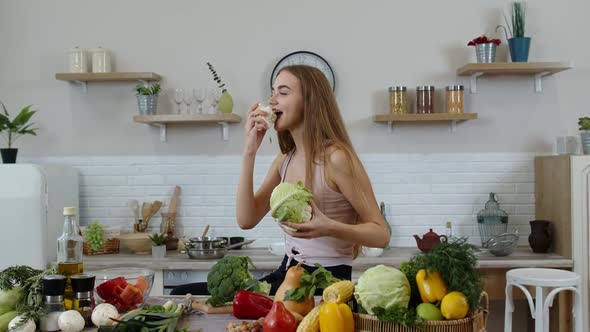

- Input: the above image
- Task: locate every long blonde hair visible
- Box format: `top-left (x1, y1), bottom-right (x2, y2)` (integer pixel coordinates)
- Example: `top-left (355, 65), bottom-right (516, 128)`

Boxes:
top-left (276, 65), bottom-right (368, 257)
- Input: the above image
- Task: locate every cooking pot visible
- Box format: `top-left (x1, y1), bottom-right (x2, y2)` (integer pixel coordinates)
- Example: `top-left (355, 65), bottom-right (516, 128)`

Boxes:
top-left (185, 237), bottom-right (256, 259)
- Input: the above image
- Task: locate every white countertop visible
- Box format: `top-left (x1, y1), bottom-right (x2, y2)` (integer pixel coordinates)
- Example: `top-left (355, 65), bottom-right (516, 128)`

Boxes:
top-left (83, 247), bottom-right (573, 271)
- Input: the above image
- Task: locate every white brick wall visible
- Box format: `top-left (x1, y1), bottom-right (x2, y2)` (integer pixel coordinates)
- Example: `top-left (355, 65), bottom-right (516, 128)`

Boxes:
top-left (36, 153), bottom-right (536, 248)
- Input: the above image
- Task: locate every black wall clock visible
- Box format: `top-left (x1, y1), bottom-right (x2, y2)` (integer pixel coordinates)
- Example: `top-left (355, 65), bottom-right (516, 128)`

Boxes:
top-left (270, 51), bottom-right (336, 92)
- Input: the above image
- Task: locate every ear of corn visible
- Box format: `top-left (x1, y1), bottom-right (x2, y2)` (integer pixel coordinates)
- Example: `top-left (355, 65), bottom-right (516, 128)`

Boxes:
top-left (322, 280), bottom-right (354, 304)
top-left (296, 304), bottom-right (321, 332)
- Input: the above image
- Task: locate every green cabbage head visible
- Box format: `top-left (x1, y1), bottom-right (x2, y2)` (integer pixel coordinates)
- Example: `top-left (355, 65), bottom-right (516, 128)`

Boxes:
top-left (270, 181), bottom-right (313, 230)
top-left (354, 264), bottom-right (411, 315)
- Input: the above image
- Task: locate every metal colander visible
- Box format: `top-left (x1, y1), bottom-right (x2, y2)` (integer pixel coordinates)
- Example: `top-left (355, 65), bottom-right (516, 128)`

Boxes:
top-left (485, 232), bottom-right (519, 256)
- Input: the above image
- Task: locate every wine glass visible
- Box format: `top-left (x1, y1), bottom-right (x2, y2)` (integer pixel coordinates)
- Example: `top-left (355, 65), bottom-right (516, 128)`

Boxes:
top-left (208, 89), bottom-right (221, 114)
top-left (193, 88), bottom-right (206, 114)
top-left (183, 90), bottom-right (194, 115)
top-left (173, 89), bottom-right (184, 114)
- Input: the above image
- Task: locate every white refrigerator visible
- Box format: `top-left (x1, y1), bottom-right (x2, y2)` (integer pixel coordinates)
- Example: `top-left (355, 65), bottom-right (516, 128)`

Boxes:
top-left (0, 164), bottom-right (79, 270)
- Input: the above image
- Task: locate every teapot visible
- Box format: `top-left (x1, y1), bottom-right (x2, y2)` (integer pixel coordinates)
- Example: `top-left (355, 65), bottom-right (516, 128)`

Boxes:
top-left (413, 229), bottom-right (447, 252)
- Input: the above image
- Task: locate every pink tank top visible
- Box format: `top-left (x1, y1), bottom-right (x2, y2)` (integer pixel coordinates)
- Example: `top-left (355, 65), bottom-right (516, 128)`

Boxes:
top-left (279, 150), bottom-right (358, 267)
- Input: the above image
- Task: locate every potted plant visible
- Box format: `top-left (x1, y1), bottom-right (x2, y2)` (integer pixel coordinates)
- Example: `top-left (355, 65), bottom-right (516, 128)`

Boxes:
top-left (149, 233), bottom-right (168, 259)
top-left (135, 83), bottom-right (161, 115)
top-left (579, 117), bottom-right (590, 154)
top-left (84, 222), bottom-right (106, 252)
top-left (497, 1), bottom-right (530, 62)
top-left (468, 35), bottom-right (502, 63)
top-left (207, 62), bottom-right (233, 114)
top-left (0, 101), bottom-right (38, 164)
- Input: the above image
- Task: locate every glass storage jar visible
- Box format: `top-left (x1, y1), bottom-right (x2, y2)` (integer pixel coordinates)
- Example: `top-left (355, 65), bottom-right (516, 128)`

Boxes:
top-left (416, 86), bottom-right (435, 114)
top-left (477, 192), bottom-right (509, 247)
top-left (446, 85), bottom-right (464, 113)
top-left (388, 86), bottom-right (407, 114)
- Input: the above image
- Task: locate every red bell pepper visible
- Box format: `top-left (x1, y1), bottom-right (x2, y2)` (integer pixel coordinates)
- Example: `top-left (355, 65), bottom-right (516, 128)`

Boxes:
top-left (263, 301), bottom-right (297, 332)
top-left (96, 277), bottom-right (127, 300)
top-left (232, 290), bottom-right (273, 319)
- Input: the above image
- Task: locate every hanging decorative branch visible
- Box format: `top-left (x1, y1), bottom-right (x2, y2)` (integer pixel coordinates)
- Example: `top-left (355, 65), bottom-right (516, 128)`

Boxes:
top-left (207, 62), bottom-right (227, 93)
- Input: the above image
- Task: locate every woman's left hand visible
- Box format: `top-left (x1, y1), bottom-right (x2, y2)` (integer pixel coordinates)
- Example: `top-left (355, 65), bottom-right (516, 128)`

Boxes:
top-left (281, 200), bottom-right (336, 239)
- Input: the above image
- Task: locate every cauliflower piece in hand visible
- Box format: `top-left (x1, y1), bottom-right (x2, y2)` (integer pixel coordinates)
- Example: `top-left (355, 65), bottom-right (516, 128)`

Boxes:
top-left (255, 104), bottom-right (276, 128)
top-left (270, 181), bottom-right (313, 232)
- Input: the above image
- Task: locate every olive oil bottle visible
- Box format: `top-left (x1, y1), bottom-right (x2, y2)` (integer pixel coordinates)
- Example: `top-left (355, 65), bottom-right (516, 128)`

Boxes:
top-left (57, 207), bottom-right (84, 310)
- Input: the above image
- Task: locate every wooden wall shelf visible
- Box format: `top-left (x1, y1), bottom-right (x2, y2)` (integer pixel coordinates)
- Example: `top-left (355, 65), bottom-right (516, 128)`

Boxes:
top-left (133, 114), bottom-right (242, 142)
top-left (55, 72), bottom-right (161, 92)
top-left (373, 113), bottom-right (478, 133)
top-left (456, 62), bottom-right (571, 93)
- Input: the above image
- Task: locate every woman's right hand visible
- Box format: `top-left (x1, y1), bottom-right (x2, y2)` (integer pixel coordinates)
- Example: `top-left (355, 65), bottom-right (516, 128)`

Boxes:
top-left (244, 102), bottom-right (269, 156)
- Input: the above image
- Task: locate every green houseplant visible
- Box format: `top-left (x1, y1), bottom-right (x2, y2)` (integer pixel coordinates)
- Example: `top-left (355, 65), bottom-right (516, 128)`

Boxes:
top-left (579, 117), bottom-right (590, 154)
top-left (135, 83), bottom-right (161, 115)
top-left (497, 1), bottom-right (530, 62)
top-left (0, 101), bottom-right (38, 164)
top-left (207, 62), bottom-right (233, 114)
top-left (149, 233), bottom-right (168, 259)
top-left (84, 222), bottom-right (106, 252)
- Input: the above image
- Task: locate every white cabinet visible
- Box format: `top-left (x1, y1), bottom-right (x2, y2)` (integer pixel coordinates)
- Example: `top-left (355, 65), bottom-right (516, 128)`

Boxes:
top-left (535, 155), bottom-right (590, 331)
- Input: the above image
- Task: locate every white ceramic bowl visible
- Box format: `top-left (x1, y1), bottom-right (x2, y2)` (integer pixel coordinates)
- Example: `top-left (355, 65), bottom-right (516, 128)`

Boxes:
top-left (361, 247), bottom-right (384, 257)
top-left (268, 242), bottom-right (285, 256)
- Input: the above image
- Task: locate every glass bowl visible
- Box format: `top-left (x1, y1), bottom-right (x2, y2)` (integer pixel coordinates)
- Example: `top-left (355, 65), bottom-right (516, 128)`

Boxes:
top-left (90, 268), bottom-right (154, 312)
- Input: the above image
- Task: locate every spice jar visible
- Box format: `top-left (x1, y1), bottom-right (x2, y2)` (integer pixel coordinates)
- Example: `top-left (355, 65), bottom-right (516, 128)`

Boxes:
top-left (446, 85), bottom-right (464, 113)
top-left (71, 274), bottom-right (96, 327)
top-left (41, 275), bottom-right (67, 332)
top-left (416, 86), bottom-right (435, 114)
top-left (388, 86), bottom-right (407, 114)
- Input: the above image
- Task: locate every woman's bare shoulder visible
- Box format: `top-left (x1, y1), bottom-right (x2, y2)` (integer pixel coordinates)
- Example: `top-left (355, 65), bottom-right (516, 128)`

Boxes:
top-left (325, 145), bottom-right (358, 174)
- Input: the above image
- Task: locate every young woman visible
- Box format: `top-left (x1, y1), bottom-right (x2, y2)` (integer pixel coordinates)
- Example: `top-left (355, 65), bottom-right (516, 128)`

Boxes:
top-left (237, 65), bottom-right (390, 293)
top-left (171, 65), bottom-right (390, 296)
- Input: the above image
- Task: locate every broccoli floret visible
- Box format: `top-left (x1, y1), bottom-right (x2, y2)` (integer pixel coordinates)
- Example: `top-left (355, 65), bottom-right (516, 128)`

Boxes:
top-left (207, 256), bottom-right (266, 307)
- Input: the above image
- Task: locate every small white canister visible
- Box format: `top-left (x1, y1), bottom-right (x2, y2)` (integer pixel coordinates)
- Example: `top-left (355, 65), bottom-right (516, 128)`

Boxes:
top-left (91, 47), bottom-right (112, 73)
top-left (68, 47), bottom-right (88, 73)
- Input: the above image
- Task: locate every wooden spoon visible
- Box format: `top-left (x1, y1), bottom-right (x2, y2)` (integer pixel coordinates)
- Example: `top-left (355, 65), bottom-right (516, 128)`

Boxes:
top-left (140, 202), bottom-right (152, 231)
top-left (146, 200), bottom-right (163, 224)
top-left (201, 225), bottom-right (210, 238)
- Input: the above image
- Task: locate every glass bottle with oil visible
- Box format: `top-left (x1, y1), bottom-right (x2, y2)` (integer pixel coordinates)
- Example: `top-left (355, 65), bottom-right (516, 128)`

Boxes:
top-left (57, 207), bottom-right (84, 310)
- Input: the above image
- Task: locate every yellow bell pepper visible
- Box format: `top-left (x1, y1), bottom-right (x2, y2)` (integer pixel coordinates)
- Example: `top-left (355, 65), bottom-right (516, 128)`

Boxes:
top-left (416, 269), bottom-right (448, 303)
top-left (319, 302), bottom-right (354, 332)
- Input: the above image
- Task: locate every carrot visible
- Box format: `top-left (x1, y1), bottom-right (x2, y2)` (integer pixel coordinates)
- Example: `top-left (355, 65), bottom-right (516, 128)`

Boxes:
top-left (135, 276), bottom-right (149, 292)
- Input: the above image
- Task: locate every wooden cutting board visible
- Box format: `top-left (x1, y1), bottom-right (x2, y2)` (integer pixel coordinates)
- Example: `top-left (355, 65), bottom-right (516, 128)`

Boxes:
top-left (166, 186), bottom-right (181, 236)
top-left (191, 299), bottom-right (233, 314)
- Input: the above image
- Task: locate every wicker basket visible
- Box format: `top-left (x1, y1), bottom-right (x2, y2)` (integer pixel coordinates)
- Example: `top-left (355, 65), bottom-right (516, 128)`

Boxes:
top-left (83, 238), bottom-right (120, 256)
top-left (354, 292), bottom-right (489, 332)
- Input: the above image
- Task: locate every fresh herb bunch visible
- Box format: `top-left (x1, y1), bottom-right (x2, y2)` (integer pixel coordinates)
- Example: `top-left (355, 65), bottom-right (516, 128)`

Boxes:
top-left (134, 83), bottom-right (161, 96)
top-left (84, 221), bottom-right (105, 251)
top-left (0, 265), bottom-right (42, 290)
top-left (407, 237), bottom-right (483, 312)
top-left (283, 264), bottom-right (339, 302)
top-left (206, 62), bottom-right (227, 93)
top-left (15, 267), bottom-right (56, 329)
top-left (372, 305), bottom-right (424, 328)
top-left (399, 261), bottom-right (421, 308)
top-left (579, 117), bottom-right (590, 131)
top-left (148, 233), bottom-right (168, 246)
top-left (98, 300), bottom-right (192, 332)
